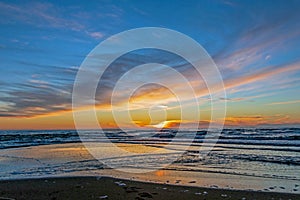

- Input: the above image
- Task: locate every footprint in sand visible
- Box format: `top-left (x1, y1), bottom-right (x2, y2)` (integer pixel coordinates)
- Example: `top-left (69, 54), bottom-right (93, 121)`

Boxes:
top-left (138, 192), bottom-right (153, 198)
top-left (125, 186), bottom-right (142, 193)
top-left (0, 198), bottom-right (16, 200)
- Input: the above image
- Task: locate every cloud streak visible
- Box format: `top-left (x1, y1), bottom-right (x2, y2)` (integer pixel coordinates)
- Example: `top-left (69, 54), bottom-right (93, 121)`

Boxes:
top-left (268, 100), bottom-right (300, 106)
top-left (224, 114), bottom-right (295, 126)
top-left (1, 49), bottom-right (299, 119)
top-left (0, 1), bottom-right (119, 39)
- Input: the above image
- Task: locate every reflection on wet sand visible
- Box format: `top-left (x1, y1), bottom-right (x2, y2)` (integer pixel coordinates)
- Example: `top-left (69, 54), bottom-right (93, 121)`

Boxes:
top-left (0, 142), bottom-right (299, 194)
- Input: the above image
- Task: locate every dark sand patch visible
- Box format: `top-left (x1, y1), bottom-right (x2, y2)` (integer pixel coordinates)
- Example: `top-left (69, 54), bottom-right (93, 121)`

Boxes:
top-left (0, 176), bottom-right (299, 200)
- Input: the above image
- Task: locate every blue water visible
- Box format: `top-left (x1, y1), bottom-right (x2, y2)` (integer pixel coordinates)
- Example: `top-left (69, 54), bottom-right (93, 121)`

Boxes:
top-left (0, 128), bottom-right (299, 193)
top-left (1, 128), bottom-right (300, 151)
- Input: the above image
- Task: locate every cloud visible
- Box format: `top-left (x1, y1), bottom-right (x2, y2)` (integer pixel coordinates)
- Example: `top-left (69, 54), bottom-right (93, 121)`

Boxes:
top-left (1, 44), bottom-right (299, 119)
top-left (213, 3), bottom-right (300, 74)
top-left (87, 31), bottom-right (104, 39)
top-left (219, 97), bottom-right (246, 102)
top-left (224, 61), bottom-right (300, 90)
top-left (0, 2), bottom-right (121, 39)
top-left (28, 79), bottom-right (49, 85)
top-left (86, 32), bottom-right (104, 39)
top-left (122, 60), bottom-right (300, 113)
top-left (265, 55), bottom-right (271, 60)
top-left (0, 62), bottom-right (76, 117)
top-left (0, 2), bottom-right (84, 31)
top-left (81, 50), bottom-right (300, 108)
top-left (224, 114), bottom-right (293, 126)
top-left (268, 100), bottom-right (300, 106)
top-left (0, 83), bottom-right (72, 117)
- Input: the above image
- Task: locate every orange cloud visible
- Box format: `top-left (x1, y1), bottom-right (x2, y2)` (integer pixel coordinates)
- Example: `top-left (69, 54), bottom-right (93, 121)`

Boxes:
top-left (2, 60), bottom-right (299, 130)
top-left (224, 114), bottom-right (297, 126)
top-left (224, 62), bottom-right (300, 90)
top-left (126, 61), bottom-right (300, 108)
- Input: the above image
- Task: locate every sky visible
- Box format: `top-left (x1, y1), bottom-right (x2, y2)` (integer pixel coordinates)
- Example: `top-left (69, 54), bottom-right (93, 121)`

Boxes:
top-left (0, 0), bottom-right (300, 130)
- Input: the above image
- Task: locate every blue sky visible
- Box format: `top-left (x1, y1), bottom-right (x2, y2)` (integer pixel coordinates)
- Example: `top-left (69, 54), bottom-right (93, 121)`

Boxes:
top-left (0, 0), bottom-right (300, 129)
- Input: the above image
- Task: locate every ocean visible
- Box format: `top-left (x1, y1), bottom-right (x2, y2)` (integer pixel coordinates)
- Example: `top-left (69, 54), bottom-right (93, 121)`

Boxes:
top-left (0, 128), bottom-right (299, 193)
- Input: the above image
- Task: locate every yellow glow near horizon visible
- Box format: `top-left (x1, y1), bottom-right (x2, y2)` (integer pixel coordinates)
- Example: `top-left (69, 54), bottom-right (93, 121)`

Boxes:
top-left (2, 103), bottom-right (300, 130)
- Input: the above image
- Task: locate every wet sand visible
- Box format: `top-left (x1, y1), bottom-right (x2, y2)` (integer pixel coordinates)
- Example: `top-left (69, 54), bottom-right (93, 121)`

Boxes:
top-left (0, 176), bottom-right (299, 200)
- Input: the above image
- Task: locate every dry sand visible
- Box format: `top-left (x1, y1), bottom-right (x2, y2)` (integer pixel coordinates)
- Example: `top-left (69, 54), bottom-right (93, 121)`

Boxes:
top-left (0, 176), bottom-right (299, 200)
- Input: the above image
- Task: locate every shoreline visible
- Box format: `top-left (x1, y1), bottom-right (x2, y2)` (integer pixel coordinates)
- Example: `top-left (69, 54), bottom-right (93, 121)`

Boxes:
top-left (1, 142), bottom-right (299, 195)
top-left (0, 176), bottom-right (299, 200)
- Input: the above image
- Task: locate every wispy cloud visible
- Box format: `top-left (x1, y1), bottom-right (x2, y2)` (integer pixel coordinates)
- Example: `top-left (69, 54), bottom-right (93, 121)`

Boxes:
top-left (224, 61), bottom-right (300, 90)
top-left (1, 46), bottom-right (299, 118)
top-left (214, 3), bottom-right (300, 74)
top-left (268, 100), bottom-right (300, 106)
top-left (86, 31), bottom-right (105, 39)
top-left (0, 2), bottom-right (120, 39)
top-left (0, 2), bottom-right (83, 30)
top-left (0, 62), bottom-right (75, 117)
top-left (224, 114), bottom-right (293, 126)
